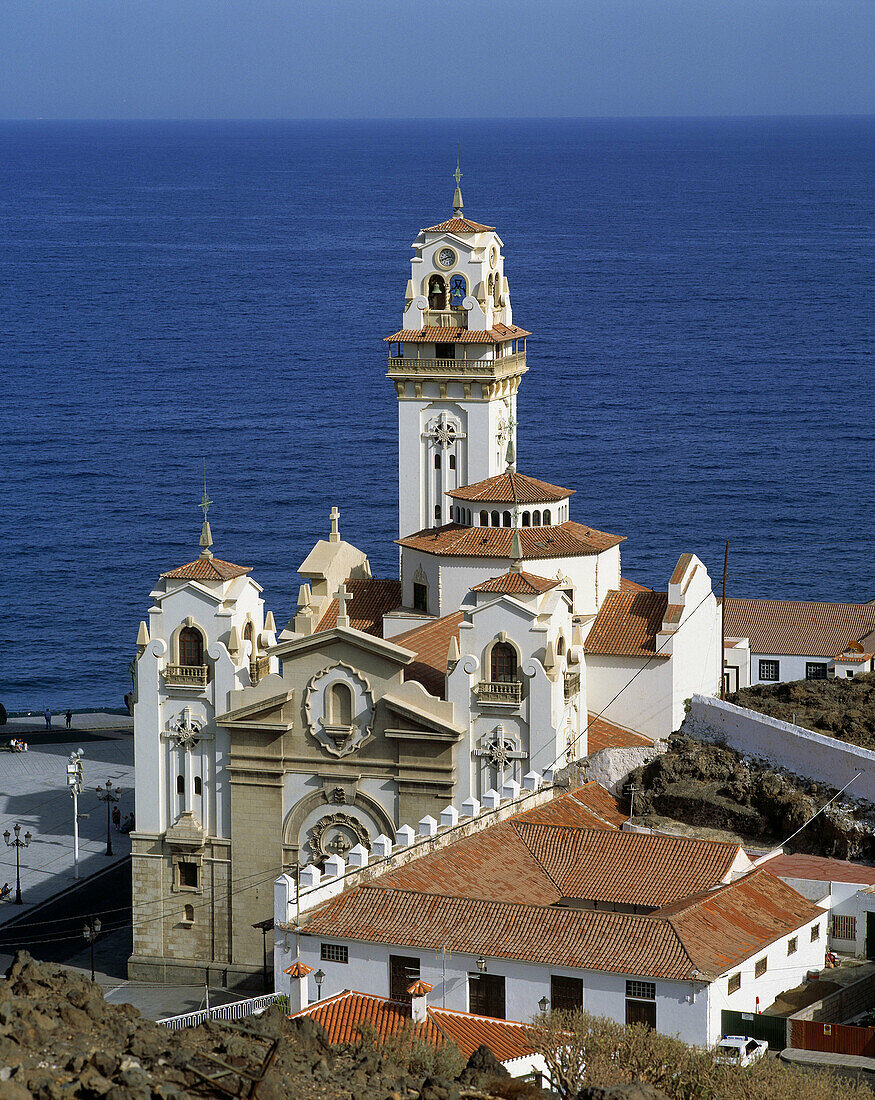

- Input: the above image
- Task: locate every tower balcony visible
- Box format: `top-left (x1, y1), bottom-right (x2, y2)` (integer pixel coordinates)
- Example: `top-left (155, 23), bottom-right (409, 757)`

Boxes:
top-left (387, 349), bottom-right (527, 382)
top-left (164, 664), bottom-right (208, 688)
top-left (564, 671), bottom-right (581, 701)
top-left (475, 680), bottom-right (523, 705)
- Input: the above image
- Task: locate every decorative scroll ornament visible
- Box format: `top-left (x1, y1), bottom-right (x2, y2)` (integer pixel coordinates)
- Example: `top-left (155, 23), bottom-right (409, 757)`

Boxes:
top-left (302, 661), bottom-right (375, 758)
top-left (307, 812), bottom-right (371, 861)
top-left (166, 707), bottom-right (202, 749)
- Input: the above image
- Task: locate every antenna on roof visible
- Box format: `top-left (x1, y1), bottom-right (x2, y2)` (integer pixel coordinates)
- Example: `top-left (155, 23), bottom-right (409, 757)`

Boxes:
top-left (198, 460), bottom-right (214, 560)
top-left (452, 145), bottom-right (463, 218)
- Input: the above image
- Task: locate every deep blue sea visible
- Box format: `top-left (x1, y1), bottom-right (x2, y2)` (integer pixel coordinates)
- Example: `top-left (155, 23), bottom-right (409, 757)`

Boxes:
top-left (0, 118), bottom-right (872, 712)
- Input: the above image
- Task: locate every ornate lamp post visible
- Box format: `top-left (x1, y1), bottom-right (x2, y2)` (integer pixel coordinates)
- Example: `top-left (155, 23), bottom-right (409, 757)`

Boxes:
top-left (83, 917), bottom-right (102, 981)
top-left (314, 968), bottom-right (325, 1001)
top-left (3, 823), bottom-right (32, 905)
top-left (95, 779), bottom-right (121, 856)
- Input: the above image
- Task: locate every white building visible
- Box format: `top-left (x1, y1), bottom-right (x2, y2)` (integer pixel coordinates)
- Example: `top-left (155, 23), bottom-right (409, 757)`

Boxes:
top-left (723, 598), bottom-right (875, 690)
top-left (274, 782), bottom-right (827, 1048)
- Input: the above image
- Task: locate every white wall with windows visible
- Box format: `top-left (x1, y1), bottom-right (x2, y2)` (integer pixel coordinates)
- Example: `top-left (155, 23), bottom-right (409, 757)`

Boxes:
top-left (748, 653), bottom-right (831, 686)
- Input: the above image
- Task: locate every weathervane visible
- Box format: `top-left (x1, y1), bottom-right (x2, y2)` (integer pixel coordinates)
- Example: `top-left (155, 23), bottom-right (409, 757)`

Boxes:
top-left (198, 460), bottom-right (214, 558)
top-left (453, 144), bottom-right (463, 217)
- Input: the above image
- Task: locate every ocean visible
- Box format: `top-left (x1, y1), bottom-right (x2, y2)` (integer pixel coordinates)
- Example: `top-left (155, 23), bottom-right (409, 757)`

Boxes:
top-left (0, 118), bottom-right (872, 712)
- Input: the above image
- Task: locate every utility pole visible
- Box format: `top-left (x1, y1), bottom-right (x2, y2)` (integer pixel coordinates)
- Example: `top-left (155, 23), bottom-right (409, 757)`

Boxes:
top-left (83, 918), bottom-right (102, 981)
top-left (96, 779), bottom-right (121, 857)
top-left (3, 824), bottom-right (32, 905)
top-left (66, 750), bottom-right (84, 879)
top-left (721, 541), bottom-right (729, 700)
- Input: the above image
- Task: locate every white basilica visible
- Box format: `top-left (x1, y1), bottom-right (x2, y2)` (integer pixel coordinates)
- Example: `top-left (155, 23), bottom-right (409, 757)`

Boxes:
top-left (129, 175), bottom-right (722, 987)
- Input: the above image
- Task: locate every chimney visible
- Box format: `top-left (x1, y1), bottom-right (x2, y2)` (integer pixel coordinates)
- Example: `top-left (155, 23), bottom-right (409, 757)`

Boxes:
top-left (284, 960), bottom-right (314, 1013)
top-left (407, 979), bottom-right (433, 1024)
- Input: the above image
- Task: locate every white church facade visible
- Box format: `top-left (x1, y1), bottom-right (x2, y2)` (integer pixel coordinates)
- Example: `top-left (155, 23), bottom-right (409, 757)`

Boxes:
top-left (129, 177), bottom-right (722, 987)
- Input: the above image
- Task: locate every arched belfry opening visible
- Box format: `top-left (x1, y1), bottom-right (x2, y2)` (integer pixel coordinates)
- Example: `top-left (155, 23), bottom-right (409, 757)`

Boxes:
top-left (428, 274), bottom-right (446, 310)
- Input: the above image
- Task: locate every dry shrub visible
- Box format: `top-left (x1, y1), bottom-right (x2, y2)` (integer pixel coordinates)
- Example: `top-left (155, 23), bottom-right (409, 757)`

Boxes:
top-left (530, 1009), bottom-right (875, 1100)
top-left (356, 1019), bottom-right (466, 1079)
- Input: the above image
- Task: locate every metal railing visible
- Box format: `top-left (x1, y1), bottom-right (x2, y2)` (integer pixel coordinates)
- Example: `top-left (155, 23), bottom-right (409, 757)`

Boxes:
top-left (564, 672), bottom-right (581, 701)
top-left (164, 664), bottom-right (208, 688)
top-left (250, 655), bottom-right (270, 684)
top-left (387, 351), bottom-right (527, 379)
top-left (158, 992), bottom-right (286, 1030)
top-left (476, 680), bottom-right (522, 704)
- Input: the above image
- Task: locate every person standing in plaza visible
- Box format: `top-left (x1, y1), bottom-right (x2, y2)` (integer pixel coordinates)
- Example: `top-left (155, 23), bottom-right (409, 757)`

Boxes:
top-left (43, 708), bottom-right (51, 729)
top-left (65, 709), bottom-right (72, 729)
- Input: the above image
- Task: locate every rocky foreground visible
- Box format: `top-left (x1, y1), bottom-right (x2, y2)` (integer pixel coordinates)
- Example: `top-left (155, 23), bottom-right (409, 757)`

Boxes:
top-left (0, 953), bottom-right (659, 1100)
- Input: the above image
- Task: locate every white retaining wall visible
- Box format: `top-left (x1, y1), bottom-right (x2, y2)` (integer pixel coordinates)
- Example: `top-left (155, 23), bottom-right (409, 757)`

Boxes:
top-left (684, 696), bottom-right (875, 803)
top-left (584, 742), bottom-right (667, 796)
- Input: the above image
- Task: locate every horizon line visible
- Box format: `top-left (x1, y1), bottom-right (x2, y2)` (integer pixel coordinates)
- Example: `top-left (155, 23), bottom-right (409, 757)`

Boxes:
top-left (1, 112), bottom-right (873, 124)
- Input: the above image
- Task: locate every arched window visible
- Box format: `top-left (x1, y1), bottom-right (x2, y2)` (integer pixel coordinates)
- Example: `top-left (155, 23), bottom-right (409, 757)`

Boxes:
top-left (179, 626), bottom-right (204, 667)
top-left (557, 636), bottom-right (566, 657)
top-left (328, 682), bottom-right (353, 727)
top-left (491, 642), bottom-right (517, 683)
top-left (183, 903), bottom-right (195, 923)
top-left (194, 776), bottom-right (202, 796)
top-left (177, 774), bottom-right (185, 795)
top-left (434, 505), bottom-right (442, 526)
top-left (502, 511), bottom-right (511, 527)
top-left (449, 274), bottom-right (466, 309)
top-left (533, 510), bottom-right (541, 526)
top-left (493, 276), bottom-right (501, 307)
top-left (434, 453), bottom-right (441, 469)
top-left (543, 509), bottom-right (551, 525)
top-left (522, 511), bottom-right (531, 527)
top-left (428, 274), bottom-right (446, 310)
top-left (491, 510), bottom-right (500, 527)
top-left (479, 510), bottom-right (488, 526)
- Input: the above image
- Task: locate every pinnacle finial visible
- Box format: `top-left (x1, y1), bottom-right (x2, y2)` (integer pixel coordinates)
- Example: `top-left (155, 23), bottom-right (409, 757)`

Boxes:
top-left (452, 146), bottom-right (463, 217)
top-left (198, 462), bottom-right (214, 559)
top-left (510, 526), bottom-right (523, 572)
top-left (505, 438), bottom-right (516, 470)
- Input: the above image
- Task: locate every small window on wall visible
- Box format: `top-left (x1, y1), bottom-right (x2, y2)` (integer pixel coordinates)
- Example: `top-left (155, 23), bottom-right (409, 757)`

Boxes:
top-left (178, 862), bottom-right (199, 890)
top-left (754, 956), bottom-right (767, 978)
top-left (434, 453), bottom-right (441, 469)
top-left (435, 342), bottom-right (454, 359)
top-left (449, 454), bottom-right (456, 470)
top-left (469, 973), bottom-right (505, 1019)
top-left (194, 776), bottom-right (202, 796)
top-left (179, 626), bottom-right (204, 667)
top-left (806, 662), bottom-right (828, 681)
top-left (759, 659), bottom-right (779, 682)
top-left (321, 943), bottom-right (348, 963)
top-left (434, 505), bottom-right (442, 526)
top-left (413, 582), bottom-right (428, 614)
top-left (390, 955), bottom-right (421, 1001)
top-left (787, 937), bottom-right (798, 955)
top-left (551, 974), bottom-right (583, 1011)
top-left (811, 923), bottom-right (820, 942)
top-left (177, 774), bottom-right (185, 795)
top-left (727, 972), bottom-right (741, 995)
top-left (833, 915), bottom-right (856, 940)
top-left (182, 903), bottom-right (195, 924)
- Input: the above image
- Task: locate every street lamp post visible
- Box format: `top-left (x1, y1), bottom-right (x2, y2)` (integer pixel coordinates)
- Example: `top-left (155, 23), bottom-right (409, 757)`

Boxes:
top-left (95, 779), bottom-right (121, 857)
top-left (82, 918), bottom-right (102, 981)
top-left (66, 750), bottom-right (84, 879)
top-left (3, 823), bottom-right (32, 905)
top-left (314, 968), bottom-right (325, 1001)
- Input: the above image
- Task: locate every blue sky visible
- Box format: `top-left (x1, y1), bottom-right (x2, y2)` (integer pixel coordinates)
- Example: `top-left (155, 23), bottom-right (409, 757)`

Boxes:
top-left (1, 0), bottom-right (872, 119)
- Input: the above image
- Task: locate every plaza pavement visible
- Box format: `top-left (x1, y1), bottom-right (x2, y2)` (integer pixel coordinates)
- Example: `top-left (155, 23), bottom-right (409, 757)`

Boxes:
top-left (0, 713), bottom-right (134, 922)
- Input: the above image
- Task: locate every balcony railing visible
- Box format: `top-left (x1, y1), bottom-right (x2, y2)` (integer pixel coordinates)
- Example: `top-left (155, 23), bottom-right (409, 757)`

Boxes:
top-left (564, 671), bottom-right (581, 701)
top-left (476, 680), bottom-right (522, 705)
top-left (164, 664), bottom-right (208, 688)
top-left (387, 350), bottom-right (527, 380)
top-left (250, 655), bottom-right (270, 684)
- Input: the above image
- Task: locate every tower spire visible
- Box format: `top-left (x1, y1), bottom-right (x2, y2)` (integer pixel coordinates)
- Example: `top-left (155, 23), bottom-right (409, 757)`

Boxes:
top-left (198, 462), bottom-right (213, 559)
top-left (452, 146), bottom-right (463, 218)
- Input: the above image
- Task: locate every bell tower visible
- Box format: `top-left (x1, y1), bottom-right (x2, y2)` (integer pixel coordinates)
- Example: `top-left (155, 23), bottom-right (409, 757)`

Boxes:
top-left (385, 164), bottom-right (531, 538)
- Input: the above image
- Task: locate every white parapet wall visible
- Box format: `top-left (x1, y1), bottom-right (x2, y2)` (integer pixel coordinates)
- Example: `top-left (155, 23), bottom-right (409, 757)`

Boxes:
top-left (684, 695), bottom-right (875, 803)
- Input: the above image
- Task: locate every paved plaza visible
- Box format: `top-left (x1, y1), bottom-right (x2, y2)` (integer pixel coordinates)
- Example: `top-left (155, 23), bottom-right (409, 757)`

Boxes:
top-left (0, 713), bottom-right (134, 920)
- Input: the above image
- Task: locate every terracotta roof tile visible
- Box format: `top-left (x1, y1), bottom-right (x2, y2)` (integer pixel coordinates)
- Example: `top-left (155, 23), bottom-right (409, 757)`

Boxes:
top-left (620, 577), bottom-right (653, 593)
top-left (653, 869), bottom-right (824, 976)
top-left (472, 570), bottom-right (560, 595)
top-left (391, 611), bottom-right (465, 698)
top-left (317, 579), bottom-right (402, 637)
top-left (584, 589), bottom-right (670, 659)
top-left (515, 784), bottom-right (627, 830)
top-left (448, 470), bottom-right (573, 504)
top-left (586, 713), bottom-right (653, 754)
top-left (724, 598), bottom-right (875, 658)
top-left (760, 852), bottom-right (875, 886)
top-left (161, 557), bottom-right (251, 581)
top-left (398, 522), bottom-right (624, 561)
top-left (422, 217), bottom-right (496, 233)
top-left (289, 990), bottom-right (536, 1062)
top-left (384, 325), bottom-right (531, 344)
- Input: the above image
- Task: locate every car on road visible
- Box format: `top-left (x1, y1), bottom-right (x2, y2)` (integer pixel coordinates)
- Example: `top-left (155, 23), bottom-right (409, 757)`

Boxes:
top-left (714, 1035), bottom-right (769, 1067)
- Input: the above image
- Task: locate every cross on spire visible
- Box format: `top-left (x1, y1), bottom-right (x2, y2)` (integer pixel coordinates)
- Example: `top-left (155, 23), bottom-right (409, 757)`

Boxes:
top-left (452, 147), bottom-right (463, 217)
top-left (329, 506), bottom-right (341, 544)
top-left (198, 463), bottom-right (214, 559)
top-left (335, 583), bottom-right (351, 628)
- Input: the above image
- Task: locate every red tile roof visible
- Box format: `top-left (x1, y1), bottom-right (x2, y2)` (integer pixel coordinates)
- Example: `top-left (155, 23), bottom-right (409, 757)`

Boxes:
top-left (586, 713), bottom-right (652, 753)
top-left (515, 784), bottom-right (628, 830)
top-left (289, 990), bottom-right (536, 1062)
top-left (398, 522), bottom-right (624, 560)
top-left (391, 611), bottom-right (465, 698)
top-left (584, 589), bottom-right (670, 660)
top-left (652, 869), bottom-right (823, 976)
top-left (422, 217), bottom-right (496, 233)
top-left (317, 579), bottom-right (402, 637)
top-left (161, 556), bottom-right (251, 581)
top-left (760, 852), bottom-right (875, 886)
top-left (724, 598), bottom-right (875, 658)
top-left (472, 570), bottom-right (560, 595)
top-left (620, 577), bottom-right (653, 593)
top-left (384, 325), bottom-right (531, 344)
top-left (448, 470), bottom-right (573, 504)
